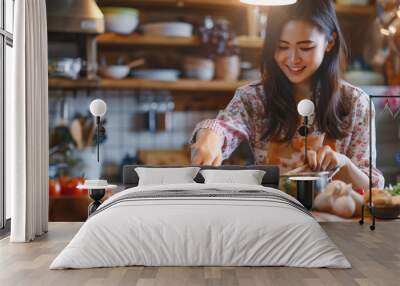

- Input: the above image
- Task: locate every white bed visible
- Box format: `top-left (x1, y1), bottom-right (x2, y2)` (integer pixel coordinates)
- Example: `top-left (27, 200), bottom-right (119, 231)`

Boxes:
top-left (50, 182), bottom-right (351, 269)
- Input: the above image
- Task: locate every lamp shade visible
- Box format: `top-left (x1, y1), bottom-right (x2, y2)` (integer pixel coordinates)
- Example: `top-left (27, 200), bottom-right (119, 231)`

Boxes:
top-left (90, 99), bottom-right (107, 117)
top-left (240, 0), bottom-right (297, 6)
top-left (297, 99), bottom-right (315, 117)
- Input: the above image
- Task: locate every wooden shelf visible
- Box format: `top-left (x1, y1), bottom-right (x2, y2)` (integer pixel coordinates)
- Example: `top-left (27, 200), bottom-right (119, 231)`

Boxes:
top-left (98, 0), bottom-right (375, 14)
top-left (335, 4), bottom-right (375, 16)
top-left (97, 33), bottom-right (263, 49)
top-left (237, 36), bottom-right (263, 49)
top-left (97, 0), bottom-right (243, 9)
top-left (49, 79), bottom-right (99, 89)
top-left (97, 34), bottom-right (199, 47)
top-left (48, 78), bottom-right (250, 92)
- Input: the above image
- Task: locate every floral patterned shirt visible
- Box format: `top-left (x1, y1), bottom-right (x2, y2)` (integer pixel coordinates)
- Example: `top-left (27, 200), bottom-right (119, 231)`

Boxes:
top-left (191, 80), bottom-right (385, 188)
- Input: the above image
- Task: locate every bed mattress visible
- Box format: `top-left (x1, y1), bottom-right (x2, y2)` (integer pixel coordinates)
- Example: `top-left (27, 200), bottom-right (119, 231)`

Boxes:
top-left (50, 183), bottom-right (351, 269)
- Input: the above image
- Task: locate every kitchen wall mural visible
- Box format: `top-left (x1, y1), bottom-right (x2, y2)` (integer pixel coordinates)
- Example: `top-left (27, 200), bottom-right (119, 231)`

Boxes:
top-left (47, 0), bottom-right (400, 221)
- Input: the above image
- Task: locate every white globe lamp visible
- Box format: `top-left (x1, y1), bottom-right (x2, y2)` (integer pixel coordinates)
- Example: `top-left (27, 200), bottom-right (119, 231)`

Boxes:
top-left (297, 99), bottom-right (315, 117)
top-left (89, 99), bottom-right (107, 162)
top-left (90, 99), bottom-right (107, 117)
top-left (297, 99), bottom-right (315, 165)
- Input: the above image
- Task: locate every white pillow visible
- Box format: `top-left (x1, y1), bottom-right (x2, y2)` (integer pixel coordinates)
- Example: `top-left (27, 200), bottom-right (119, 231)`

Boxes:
top-left (200, 169), bottom-right (266, 185)
top-left (135, 167), bottom-right (200, 186)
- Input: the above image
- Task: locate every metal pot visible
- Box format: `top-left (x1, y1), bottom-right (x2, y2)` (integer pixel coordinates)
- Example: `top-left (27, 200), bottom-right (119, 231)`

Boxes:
top-left (280, 169), bottom-right (339, 210)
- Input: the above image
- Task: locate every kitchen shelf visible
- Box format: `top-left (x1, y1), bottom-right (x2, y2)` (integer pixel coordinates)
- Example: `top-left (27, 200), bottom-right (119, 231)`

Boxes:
top-left (335, 4), bottom-right (376, 16)
top-left (98, 0), bottom-right (375, 14)
top-left (97, 34), bottom-right (263, 49)
top-left (48, 78), bottom-right (250, 92)
top-left (98, 0), bottom-right (375, 15)
top-left (237, 36), bottom-right (264, 49)
top-left (97, 0), bottom-right (243, 9)
top-left (97, 34), bottom-right (199, 47)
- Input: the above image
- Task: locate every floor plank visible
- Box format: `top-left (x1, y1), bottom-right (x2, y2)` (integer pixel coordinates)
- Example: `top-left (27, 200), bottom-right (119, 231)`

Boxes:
top-left (0, 222), bottom-right (399, 286)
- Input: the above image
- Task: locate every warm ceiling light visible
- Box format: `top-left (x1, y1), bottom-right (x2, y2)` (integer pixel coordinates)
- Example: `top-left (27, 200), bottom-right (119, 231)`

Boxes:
top-left (380, 28), bottom-right (390, 36)
top-left (389, 25), bottom-right (397, 34)
top-left (240, 0), bottom-right (297, 6)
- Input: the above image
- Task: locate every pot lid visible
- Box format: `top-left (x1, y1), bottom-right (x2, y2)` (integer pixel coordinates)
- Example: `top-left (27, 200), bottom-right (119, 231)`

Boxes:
top-left (281, 171), bottom-right (330, 177)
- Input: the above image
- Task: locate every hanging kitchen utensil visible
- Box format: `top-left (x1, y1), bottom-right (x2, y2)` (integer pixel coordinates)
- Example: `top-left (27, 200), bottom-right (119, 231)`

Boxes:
top-left (70, 117), bottom-right (84, 149)
top-left (50, 98), bottom-right (73, 148)
top-left (127, 58), bottom-right (146, 69)
top-left (82, 116), bottom-right (96, 147)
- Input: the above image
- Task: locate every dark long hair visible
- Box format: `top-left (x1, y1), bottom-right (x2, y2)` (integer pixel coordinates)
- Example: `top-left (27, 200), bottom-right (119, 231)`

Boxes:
top-left (261, 0), bottom-right (350, 142)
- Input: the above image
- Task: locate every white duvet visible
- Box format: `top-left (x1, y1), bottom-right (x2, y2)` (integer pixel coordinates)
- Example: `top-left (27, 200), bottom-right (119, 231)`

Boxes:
top-left (50, 183), bottom-right (351, 269)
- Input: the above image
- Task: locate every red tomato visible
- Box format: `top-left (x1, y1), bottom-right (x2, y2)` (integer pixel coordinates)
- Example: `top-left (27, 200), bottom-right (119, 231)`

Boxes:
top-left (70, 177), bottom-right (88, 196)
top-left (57, 176), bottom-right (88, 196)
top-left (58, 176), bottom-right (69, 192)
top-left (49, 180), bottom-right (61, 197)
top-left (49, 180), bottom-right (55, 195)
top-left (354, 188), bottom-right (365, 195)
top-left (67, 178), bottom-right (80, 196)
top-left (49, 180), bottom-right (56, 196)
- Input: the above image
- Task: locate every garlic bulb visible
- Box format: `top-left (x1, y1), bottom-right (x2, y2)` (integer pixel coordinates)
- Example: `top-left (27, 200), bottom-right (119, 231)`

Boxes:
top-left (325, 180), bottom-right (349, 196)
top-left (332, 196), bottom-right (356, 218)
top-left (350, 190), bottom-right (364, 216)
top-left (314, 192), bottom-right (333, 212)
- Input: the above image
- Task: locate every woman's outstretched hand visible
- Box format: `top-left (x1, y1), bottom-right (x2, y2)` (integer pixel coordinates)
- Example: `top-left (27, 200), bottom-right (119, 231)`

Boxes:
top-left (307, 145), bottom-right (350, 172)
top-left (191, 129), bottom-right (223, 166)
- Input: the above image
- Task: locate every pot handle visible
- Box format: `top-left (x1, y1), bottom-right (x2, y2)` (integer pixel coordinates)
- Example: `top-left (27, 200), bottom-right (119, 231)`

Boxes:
top-left (328, 166), bottom-right (341, 181)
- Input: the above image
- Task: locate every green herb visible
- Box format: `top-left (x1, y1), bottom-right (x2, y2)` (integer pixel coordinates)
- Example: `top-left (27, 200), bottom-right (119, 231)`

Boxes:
top-left (385, 183), bottom-right (400, 196)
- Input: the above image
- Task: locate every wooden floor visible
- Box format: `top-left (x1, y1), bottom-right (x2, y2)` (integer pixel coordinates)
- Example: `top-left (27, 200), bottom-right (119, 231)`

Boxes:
top-left (0, 222), bottom-right (399, 286)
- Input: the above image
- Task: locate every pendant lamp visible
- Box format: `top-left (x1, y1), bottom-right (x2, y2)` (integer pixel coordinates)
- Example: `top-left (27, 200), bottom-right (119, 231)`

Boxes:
top-left (240, 0), bottom-right (297, 5)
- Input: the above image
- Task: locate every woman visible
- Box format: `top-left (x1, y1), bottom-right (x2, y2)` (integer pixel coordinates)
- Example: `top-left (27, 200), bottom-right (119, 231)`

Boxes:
top-left (190, 0), bottom-right (384, 190)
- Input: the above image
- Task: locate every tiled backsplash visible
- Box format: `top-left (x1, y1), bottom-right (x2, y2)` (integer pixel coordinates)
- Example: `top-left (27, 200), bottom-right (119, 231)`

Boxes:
top-left (49, 89), bottom-right (218, 179)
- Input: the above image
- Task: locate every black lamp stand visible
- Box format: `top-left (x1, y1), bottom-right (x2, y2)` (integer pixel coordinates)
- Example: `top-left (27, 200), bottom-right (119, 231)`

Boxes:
top-left (96, 116), bottom-right (100, 162)
top-left (359, 94), bottom-right (400, 231)
top-left (304, 116), bottom-right (308, 165)
top-left (298, 116), bottom-right (309, 165)
top-left (88, 188), bottom-right (106, 216)
top-left (88, 116), bottom-right (107, 216)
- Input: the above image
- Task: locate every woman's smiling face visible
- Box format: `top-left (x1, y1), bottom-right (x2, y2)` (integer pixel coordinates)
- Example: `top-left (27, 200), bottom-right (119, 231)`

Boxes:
top-left (274, 20), bottom-right (333, 86)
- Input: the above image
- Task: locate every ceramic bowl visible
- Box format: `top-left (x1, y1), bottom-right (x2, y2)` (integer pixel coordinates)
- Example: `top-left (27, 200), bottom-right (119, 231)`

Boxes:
top-left (99, 65), bottom-right (130, 79)
top-left (183, 57), bottom-right (214, 80)
top-left (102, 7), bottom-right (139, 34)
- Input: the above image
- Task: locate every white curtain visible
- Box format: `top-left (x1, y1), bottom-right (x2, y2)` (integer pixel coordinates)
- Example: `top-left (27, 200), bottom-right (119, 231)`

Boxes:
top-left (7, 0), bottom-right (49, 242)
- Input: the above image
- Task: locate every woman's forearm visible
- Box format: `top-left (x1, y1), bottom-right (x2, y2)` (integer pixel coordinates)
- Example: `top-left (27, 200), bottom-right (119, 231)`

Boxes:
top-left (335, 159), bottom-right (369, 191)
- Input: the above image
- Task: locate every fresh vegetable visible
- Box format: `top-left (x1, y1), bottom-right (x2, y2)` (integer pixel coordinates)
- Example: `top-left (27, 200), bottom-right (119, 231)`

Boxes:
top-left (314, 180), bottom-right (363, 218)
top-left (354, 188), bottom-right (365, 195)
top-left (332, 196), bottom-right (356, 218)
top-left (385, 183), bottom-right (400, 196)
top-left (49, 176), bottom-right (86, 197)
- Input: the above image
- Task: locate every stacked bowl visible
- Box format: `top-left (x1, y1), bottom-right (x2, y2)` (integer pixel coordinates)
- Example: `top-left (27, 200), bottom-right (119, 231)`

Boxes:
top-left (102, 7), bottom-right (139, 34)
